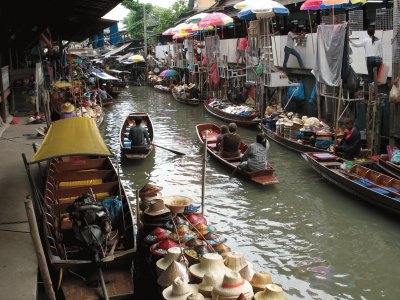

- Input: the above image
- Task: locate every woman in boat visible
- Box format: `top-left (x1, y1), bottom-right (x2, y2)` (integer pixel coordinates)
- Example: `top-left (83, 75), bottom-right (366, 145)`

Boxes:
top-left (215, 125), bottom-right (229, 151)
top-left (239, 133), bottom-right (269, 172)
top-left (220, 123), bottom-right (242, 158)
top-left (129, 116), bottom-right (151, 147)
top-left (335, 117), bottom-right (361, 160)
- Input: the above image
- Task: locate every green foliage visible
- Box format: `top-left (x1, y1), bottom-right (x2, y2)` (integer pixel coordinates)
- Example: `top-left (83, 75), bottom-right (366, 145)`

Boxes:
top-left (122, 0), bottom-right (189, 41)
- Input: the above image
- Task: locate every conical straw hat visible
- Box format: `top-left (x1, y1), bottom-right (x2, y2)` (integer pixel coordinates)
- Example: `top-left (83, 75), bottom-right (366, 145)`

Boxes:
top-left (249, 271), bottom-right (273, 292)
top-left (211, 270), bottom-right (254, 300)
top-left (156, 247), bottom-right (187, 275)
top-left (186, 292), bottom-right (205, 300)
top-left (162, 277), bottom-right (199, 300)
top-left (189, 253), bottom-right (231, 281)
top-left (157, 261), bottom-right (190, 288)
top-left (254, 284), bottom-right (287, 300)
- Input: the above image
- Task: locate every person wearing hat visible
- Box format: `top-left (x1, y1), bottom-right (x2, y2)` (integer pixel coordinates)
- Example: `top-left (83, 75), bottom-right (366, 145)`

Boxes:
top-left (239, 133), bottom-right (269, 172)
top-left (215, 125), bottom-right (229, 152)
top-left (186, 83), bottom-right (199, 99)
top-left (220, 123), bottom-right (242, 159)
top-left (128, 116), bottom-right (151, 147)
top-left (335, 117), bottom-right (361, 160)
top-left (60, 101), bottom-right (76, 119)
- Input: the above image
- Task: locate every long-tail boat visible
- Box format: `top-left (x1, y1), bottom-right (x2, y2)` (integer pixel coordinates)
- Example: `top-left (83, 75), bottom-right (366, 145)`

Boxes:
top-left (196, 123), bottom-right (279, 186)
top-left (302, 152), bottom-right (400, 215)
top-left (172, 91), bottom-right (199, 106)
top-left (23, 117), bottom-right (136, 299)
top-left (120, 112), bottom-right (154, 160)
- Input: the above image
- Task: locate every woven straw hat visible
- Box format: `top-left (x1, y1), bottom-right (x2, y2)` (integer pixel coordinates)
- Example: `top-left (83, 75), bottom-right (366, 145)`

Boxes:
top-left (144, 199), bottom-right (170, 216)
top-left (185, 238), bottom-right (207, 248)
top-left (224, 252), bottom-right (251, 273)
top-left (156, 247), bottom-right (187, 274)
top-left (238, 264), bottom-right (255, 282)
top-left (254, 284), bottom-right (287, 300)
top-left (163, 196), bottom-right (193, 213)
top-left (189, 253), bottom-right (231, 280)
top-left (60, 102), bottom-right (75, 113)
top-left (249, 272), bottom-right (273, 292)
top-left (198, 272), bottom-right (222, 298)
top-left (139, 183), bottom-right (163, 197)
top-left (150, 239), bottom-right (179, 257)
top-left (236, 293), bottom-right (249, 300)
top-left (213, 244), bottom-right (231, 258)
top-left (211, 270), bottom-right (254, 300)
top-left (157, 261), bottom-right (190, 288)
top-left (162, 277), bottom-right (199, 300)
top-left (186, 292), bottom-right (205, 300)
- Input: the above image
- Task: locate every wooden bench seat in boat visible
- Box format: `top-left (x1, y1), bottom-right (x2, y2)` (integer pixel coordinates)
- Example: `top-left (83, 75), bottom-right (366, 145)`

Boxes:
top-left (52, 158), bottom-right (109, 172)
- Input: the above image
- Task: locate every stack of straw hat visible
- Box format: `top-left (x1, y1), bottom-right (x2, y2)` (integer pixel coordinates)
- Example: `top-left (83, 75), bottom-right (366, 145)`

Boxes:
top-left (157, 261), bottom-right (190, 288)
top-left (189, 253), bottom-right (231, 281)
top-left (254, 283), bottom-right (287, 300)
top-left (156, 246), bottom-right (188, 276)
top-left (162, 277), bottom-right (199, 300)
top-left (211, 270), bottom-right (254, 300)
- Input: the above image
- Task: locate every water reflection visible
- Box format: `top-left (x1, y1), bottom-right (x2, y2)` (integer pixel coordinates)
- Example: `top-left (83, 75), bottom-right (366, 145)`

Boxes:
top-left (100, 86), bottom-right (400, 299)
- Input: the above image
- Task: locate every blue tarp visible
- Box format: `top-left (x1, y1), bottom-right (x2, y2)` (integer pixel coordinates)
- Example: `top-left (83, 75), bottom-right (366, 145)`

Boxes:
top-left (110, 23), bottom-right (122, 46)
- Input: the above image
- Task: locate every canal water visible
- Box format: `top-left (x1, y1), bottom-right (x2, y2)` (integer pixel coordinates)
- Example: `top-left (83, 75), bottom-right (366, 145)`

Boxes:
top-left (101, 86), bottom-right (400, 299)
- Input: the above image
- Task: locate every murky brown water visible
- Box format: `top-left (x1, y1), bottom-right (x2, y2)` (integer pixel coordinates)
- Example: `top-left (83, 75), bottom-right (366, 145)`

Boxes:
top-left (101, 86), bottom-right (400, 299)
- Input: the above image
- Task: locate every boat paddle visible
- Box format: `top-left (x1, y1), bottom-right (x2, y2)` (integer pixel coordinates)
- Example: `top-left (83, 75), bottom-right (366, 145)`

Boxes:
top-left (152, 143), bottom-right (186, 155)
top-left (229, 165), bottom-right (240, 179)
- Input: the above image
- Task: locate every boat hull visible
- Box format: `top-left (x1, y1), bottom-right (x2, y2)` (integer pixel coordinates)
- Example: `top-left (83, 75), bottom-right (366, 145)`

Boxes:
top-left (120, 113), bottom-right (154, 160)
top-left (302, 152), bottom-right (400, 215)
top-left (376, 155), bottom-right (400, 179)
top-left (196, 123), bottom-right (279, 186)
top-left (172, 92), bottom-right (199, 106)
top-left (203, 102), bottom-right (260, 128)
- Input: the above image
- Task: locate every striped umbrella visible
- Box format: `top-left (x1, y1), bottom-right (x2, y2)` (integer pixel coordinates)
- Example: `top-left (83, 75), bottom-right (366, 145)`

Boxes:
top-left (198, 12), bottom-right (234, 29)
top-left (300, 0), bottom-right (367, 10)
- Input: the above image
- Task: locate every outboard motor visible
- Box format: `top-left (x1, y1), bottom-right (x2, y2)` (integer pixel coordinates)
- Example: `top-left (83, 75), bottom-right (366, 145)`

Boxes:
top-left (67, 193), bottom-right (111, 262)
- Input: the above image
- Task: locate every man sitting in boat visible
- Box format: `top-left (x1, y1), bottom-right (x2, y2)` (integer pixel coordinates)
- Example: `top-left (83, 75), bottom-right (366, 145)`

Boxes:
top-left (98, 86), bottom-right (108, 102)
top-left (129, 116), bottom-right (151, 147)
top-left (186, 83), bottom-right (199, 99)
top-left (335, 117), bottom-right (361, 160)
top-left (220, 123), bottom-right (242, 158)
top-left (239, 133), bottom-right (269, 172)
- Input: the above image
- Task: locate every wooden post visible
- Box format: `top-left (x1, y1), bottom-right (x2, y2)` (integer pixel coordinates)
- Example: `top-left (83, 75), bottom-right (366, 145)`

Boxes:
top-left (201, 131), bottom-right (207, 214)
top-left (24, 199), bottom-right (56, 300)
top-left (316, 83), bottom-right (321, 119)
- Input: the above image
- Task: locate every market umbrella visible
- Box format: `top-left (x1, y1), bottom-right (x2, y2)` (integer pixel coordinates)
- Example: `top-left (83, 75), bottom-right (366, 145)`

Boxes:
top-left (198, 12), bottom-right (234, 28)
top-left (159, 69), bottom-right (178, 77)
top-left (235, 0), bottom-right (289, 20)
top-left (300, 0), bottom-right (366, 10)
top-left (185, 13), bottom-right (210, 24)
top-left (162, 28), bottom-right (175, 36)
top-left (173, 23), bottom-right (196, 34)
top-left (128, 55), bottom-right (145, 62)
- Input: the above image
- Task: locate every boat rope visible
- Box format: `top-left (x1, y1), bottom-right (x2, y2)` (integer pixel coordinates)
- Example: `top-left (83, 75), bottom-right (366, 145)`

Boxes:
top-left (170, 215), bottom-right (190, 273)
top-left (181, 214), bottom-right (216, 253)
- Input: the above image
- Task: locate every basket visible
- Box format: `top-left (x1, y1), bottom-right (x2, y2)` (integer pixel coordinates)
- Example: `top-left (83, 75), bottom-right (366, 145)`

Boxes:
top-left (163, 196), bottom-right (193, 213)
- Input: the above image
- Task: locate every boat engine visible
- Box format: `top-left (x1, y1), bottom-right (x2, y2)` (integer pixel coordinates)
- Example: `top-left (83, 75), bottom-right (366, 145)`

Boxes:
top-left (67, 193), bottom-right (111, 262)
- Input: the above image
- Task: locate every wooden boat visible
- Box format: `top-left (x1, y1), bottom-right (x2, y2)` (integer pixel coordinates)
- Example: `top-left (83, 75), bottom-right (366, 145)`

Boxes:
top-left (203, 102), bottom-right (260, 128)
top-left (154, 84), bottom-right (171, 93)
top-left (120, 112), bottom-right (154, 160)
top-left (106, 85), bottom-right (124, 97)
top-left (172, 91), bottom-right (199, 106)
top-left (302, 152), bottom-right (400, 215)
top-left (259, 123), bottom-right (331, 153)
top-left (24, 117), bottom-right (136, 299)
top-left (375, 155), bottom-right (400, 179)
top-left (196, 123), bottom-right (279, 186)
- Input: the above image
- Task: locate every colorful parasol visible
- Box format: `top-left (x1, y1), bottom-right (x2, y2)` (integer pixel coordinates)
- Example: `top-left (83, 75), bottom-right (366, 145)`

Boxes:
top-left (162, 28), bottom-right (175, 36)
top-left (235, 0), bottom-right (289, 20)
top-left (173, 23), bottom-right (196, 34)
top-left (172, 32), bottom-right (192, 39)
top-left (198, 12), bottom-right (234, 28)
top-left (185, 13), bottom-right (210, 24)
top-left (300, 0), bottom-right (367, 10)
top-left (128, 55), bottom-right (145, 62)
top-left (159, 69), bottom-right (178, 77)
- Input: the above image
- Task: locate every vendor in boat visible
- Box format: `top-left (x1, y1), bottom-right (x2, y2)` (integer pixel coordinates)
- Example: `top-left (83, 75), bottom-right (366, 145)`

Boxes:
top-left (129, 116), bottom-right (151, 147)
top-left (335, 117), bottom-right (361, 160)
top-left (220, 122), bottom-right (242, 158)
top-left (239, 133), bottom-right (269, 171)
top-left (60, 101), bottom-right (76, 119)
top-left (98, 86), bottom-right (108, 102)
top-left (215, 125), bottom-right (229, 151)
top-left (186, 83), bottom-right (199, 99)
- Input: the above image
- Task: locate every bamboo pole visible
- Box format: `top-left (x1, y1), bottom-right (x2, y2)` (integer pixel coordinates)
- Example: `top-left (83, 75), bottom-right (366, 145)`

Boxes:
top-left (24, 199), bottom-right (56, 300)
top-left (317, 83), bottom-right (321, 119)
top-left (201, 131), bottom-right (207, 214)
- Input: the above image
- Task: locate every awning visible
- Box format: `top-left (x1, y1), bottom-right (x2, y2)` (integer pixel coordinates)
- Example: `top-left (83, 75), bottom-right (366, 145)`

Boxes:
top-left (30, 117), bottom-right (112, 163)
top-left (109, 69), bottom-right (130, 74)
top-left (91, 71), bottom-right (120, 80)
top-left (117, 52), bottom-right (134, 62)
top-left (103, 42), bottom-right (132, 58)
